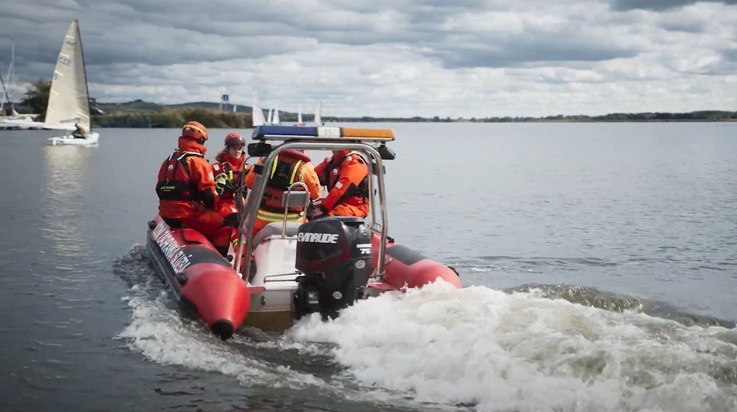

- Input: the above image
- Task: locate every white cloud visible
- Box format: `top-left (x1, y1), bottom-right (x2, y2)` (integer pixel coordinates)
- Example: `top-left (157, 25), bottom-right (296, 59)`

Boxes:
top-left (1, 0), bottom-right (736, 117)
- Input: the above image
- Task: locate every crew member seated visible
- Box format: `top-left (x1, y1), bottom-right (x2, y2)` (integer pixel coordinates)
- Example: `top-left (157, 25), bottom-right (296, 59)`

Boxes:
top-left (244, 148), bottom-right (321, 236)
top-left (72, 123), bottom-right (87, 139)
top-left (312, 150), bottom-right (369, 218)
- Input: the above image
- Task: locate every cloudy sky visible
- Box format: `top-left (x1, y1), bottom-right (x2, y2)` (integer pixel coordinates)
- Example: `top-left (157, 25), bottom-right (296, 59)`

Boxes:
top-left (1, 0), bottom-right (736, 118)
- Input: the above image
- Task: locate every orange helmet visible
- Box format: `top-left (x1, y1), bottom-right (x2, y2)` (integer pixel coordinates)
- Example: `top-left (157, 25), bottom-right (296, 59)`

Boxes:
top-left (181, 121), bottom-right (208, 143)
top-left (224, 132), bottom-right (245, 147)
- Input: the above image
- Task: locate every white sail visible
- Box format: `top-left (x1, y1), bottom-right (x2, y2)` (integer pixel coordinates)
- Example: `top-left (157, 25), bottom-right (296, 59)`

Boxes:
top-left (297, 105), bottom-right (303, 125)
top-left (252, 94), bottom-right (266, 126)
top-left (273, 106), bottom-right (280, 124)
top-left (45, 20), bottom-right (91, 131)
top-left (314, 100), bottom-right (322, 125)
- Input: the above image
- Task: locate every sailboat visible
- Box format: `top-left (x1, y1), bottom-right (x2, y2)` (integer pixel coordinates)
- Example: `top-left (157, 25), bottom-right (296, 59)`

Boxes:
top-left (0, 71), bottom-right (39, 130)
top-left (251, 94), bottom-right (266, 127)
top-left (0, 40), bottom-right (42, 130)
top-left (46, 20), bottom-right (99, 146)
top-left (294, 104), bottom-right (304, 126)
top-left (314, 100), bottom-right (323, 125)
top-left (272, 105), bottom-right (280, 124)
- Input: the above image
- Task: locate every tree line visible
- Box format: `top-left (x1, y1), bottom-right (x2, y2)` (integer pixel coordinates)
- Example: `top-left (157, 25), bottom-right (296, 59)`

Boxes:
top-left (17, 79), bottom-right (255, 128)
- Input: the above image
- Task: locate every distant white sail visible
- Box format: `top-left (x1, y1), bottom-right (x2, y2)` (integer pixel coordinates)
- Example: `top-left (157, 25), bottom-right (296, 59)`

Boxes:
top-left (314, 100), bottom-right (322, 125)
top-left (273, 106), bottom-right (280, 124)
top-left (252, 94), bottom-right (266, 126)
top-left (297, 105), bottom-right (303, 125)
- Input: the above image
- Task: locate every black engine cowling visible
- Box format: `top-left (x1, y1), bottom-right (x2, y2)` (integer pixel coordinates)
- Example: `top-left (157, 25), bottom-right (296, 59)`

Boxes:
top-left (293, 217), bottom-right (372, 320)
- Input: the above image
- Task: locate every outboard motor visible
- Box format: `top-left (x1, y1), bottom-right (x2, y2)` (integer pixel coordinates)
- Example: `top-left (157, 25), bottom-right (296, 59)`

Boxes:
top-left (293, 217), bottom-right (372, 320)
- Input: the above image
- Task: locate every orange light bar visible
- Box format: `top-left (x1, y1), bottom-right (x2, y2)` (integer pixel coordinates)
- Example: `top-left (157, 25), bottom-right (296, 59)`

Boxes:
top-left (340, 128), bottom-right (395, 139)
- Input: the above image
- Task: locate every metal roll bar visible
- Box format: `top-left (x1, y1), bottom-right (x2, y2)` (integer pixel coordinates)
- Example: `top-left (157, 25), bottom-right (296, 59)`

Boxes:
top-left (232, 141), bottom-right (389, 281)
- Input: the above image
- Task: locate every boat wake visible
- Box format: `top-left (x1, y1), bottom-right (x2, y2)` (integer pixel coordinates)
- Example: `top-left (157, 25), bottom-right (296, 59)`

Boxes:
top-left (511, 283), bottom-right (736, 328)
top-left (283, 282), bottom-right (737, 411)
top-left (113, 247), bottom-right (737, 412)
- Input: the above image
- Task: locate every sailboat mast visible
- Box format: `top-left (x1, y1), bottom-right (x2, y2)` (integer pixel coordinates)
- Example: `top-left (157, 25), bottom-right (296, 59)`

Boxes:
top-left (7, 39), bottom-right (14, 107)
top-left (1, 39), bottom-right (16, 112)
top-left (76, 20), bottom-right (93, 130)
top-left (0, 71), bottom-right (12, 114)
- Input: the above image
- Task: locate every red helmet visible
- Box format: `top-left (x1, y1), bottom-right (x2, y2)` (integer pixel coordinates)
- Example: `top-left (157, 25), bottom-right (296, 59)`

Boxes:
top-left (181, 121), bottom-right (208, 142)
top-left (224, 132), bottom-right (245, 147)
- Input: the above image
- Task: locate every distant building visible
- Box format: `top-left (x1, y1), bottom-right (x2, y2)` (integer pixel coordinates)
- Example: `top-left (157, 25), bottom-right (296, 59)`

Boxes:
top-left (88, 97), bottom-right (105, 115)
top-left (220, 94), bottom-right (229, 112)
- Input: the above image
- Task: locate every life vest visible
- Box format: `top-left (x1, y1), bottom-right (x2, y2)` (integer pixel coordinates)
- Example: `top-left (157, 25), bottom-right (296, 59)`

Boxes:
top-left (260, 153), bottom-right (310, 213)
top-left (321, 151), bottom-right (370, 205)
top-left (252, 150), bottom-right (312, 225)
top-left (156, 152), bottom-right (203, 202)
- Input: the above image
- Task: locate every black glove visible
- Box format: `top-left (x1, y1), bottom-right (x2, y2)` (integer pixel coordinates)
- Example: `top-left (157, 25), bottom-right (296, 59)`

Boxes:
top-left (308, 204), bottom-right (327, 220)
top-left (223, 213), bottom-right (239, 228)
top-left (215, 173), bottom-right (230, 195)
top-left (224, 180), bottom-right (238, 194)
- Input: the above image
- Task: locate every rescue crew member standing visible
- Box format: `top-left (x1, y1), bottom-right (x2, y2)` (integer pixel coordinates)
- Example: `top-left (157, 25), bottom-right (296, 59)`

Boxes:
top-left (244, 148), bottom-right (321, 235)
top-left (155, 121), bottom-right (236, 255)
top-left (211, 132), bottom-right (247, 218)
top-left (313, 150), bottom-right (370, 218)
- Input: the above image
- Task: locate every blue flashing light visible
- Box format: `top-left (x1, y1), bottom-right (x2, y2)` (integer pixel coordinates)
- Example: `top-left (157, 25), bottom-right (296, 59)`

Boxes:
top-left (252, 125), bottom-right (318, 140)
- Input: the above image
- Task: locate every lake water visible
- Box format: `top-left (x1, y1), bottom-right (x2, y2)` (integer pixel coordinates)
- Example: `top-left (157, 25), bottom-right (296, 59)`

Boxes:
top-left (0, 123), bottom-right (735, 412)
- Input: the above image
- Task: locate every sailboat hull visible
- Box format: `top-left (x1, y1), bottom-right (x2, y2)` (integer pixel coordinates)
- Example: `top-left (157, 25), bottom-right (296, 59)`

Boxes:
top-left (48, 132), bottom-right (100, 146)
top-left (0, 118), bottom-right (45, 130)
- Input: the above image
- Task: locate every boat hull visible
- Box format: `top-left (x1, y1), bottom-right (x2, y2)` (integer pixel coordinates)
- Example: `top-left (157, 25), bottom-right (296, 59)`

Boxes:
top-left (369, 236), bottom-right (461, 293)
top-left (244, 295), bottom-right (295, 332)
top-left (146, 216), bottom-right (459, 336)
top-left (244, 229), bottom-right (303, 331)
top-left (48, 132), bottom-right (100, 146)
top-left (146, 216), bottom-right (250, 340)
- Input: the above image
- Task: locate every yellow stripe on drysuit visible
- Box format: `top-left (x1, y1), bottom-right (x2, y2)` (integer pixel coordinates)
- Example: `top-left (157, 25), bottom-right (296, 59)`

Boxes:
top-left (256, 209), bottom-right (305, 222)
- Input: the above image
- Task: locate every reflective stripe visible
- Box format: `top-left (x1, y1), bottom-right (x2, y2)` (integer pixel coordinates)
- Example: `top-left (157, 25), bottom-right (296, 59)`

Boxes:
top-left (183, 124), bottom-right (207, 138)
top-left (176, 151), bottom-right (202, 161)
top-left (269, 155), bottom-right (280, 179)
top-left (345, 151), bottom-right (365, 162)
top-left (257, 209), bottom-right (304, 222)
top-left (290, 160), bottom-right (303, 184)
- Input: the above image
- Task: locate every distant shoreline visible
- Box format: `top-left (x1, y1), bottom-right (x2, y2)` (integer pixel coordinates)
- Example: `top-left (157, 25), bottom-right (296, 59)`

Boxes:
top-left (15, 93), bottom-right (736, 127)
top-left (91, 101), bottom-right (737, 127)
top-left (315, 118), bottom-right (737, 123)
top-left (87, 118), bottom-right (737, 129)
